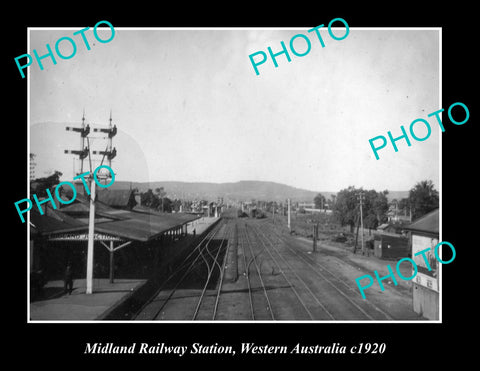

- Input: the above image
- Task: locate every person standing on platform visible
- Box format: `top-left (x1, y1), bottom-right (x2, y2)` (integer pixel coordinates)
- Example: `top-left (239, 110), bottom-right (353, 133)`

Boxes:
top-left (64, 263), bottom-right (74, 295)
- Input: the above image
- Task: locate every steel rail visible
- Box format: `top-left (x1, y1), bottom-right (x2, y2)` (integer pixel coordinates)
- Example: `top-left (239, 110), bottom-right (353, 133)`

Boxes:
top-left (147, 220), bottom-right (226, 320)
top-left (242, 222), bottom-right (275, 320)
top-left (133, 222), bottom-right (223, 319)
top-left (212, 223), bottom-right (234, 320)
top-left (251, 224), bottom-right (334, 320)
top-left (192, 223), bottom-right (231, 320)
top-left (266, 223), bottom-right (392, 320)
top-left (239, 222), bottom-right (255, 320)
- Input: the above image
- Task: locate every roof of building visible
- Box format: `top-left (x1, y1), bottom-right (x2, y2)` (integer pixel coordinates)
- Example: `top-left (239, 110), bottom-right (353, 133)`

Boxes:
top-left (96, 189), bottom-right (136, 208)
top-left (93, 211), bottom-right (199, 242)
top-left (58, 185), bottom-right (136, 208)
top-left (404, 208), bottom-right (439, 235)
top-left (30, 207), bottom-right (88, 235)
top-left (57, 195), bottom-right (130, 220)
top-left (31, 202), bottom-right (200, 242)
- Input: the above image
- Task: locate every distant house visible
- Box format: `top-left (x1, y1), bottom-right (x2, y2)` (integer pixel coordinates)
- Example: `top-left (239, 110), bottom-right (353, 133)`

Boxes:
top-left (377, 223), bottom-right (399, 234)
top-left (376, 221), bottom-right (409, 235)
top-left (298, 202), bottom-right (315, 208)
top-left (202, 202), bottom-right (221, 217)
top-left (387, 203), bottom-right (412, 223)
top-left (202, 203), bottom-right (215, 217)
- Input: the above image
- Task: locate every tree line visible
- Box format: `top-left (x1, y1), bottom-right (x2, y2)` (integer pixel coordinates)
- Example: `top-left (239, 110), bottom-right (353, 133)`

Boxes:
top-left (140, 187), bottom-right (185, 213)
top-left (315, 180), bottom-right (439, 232)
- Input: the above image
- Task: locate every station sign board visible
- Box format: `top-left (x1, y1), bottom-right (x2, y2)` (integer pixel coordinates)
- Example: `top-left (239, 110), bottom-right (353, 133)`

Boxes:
top-left (49, 232), bottom-right (124, 242)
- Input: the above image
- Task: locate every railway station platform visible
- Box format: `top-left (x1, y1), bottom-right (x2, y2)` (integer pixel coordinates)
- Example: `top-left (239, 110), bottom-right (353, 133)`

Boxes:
top-left (29, 278), bottom-right (145, 321)
top-left (29, 216), bottom-right (222, 321)
top-left (188, 216), bottom-right (220, 235)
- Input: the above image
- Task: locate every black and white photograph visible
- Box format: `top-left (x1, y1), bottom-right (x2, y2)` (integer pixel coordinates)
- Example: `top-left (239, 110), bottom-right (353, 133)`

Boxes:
top-left (27, 26), bottom-right (441, 322)
top-left (7, 6), bottom-right (474, 364)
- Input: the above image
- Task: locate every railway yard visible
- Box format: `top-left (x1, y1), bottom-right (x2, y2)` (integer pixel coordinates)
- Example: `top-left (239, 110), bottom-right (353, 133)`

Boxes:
top-left (133, 209), bottom-right (421, 321)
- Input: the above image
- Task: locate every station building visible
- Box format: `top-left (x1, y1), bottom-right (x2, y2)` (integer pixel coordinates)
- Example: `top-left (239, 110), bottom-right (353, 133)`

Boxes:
top-left (30, 188), bottom-right (200, 288)
top-left (404, 209), bottom-right (439, 320)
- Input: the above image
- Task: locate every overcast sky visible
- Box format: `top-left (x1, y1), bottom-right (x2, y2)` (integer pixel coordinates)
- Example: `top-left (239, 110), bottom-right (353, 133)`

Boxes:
top-left (29, 27), bottom-right (440, 193)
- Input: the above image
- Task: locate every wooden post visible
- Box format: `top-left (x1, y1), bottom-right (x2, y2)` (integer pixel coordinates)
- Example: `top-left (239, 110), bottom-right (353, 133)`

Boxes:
top-left (353, 214), bottom-right (360, 254)
top-left (359, 192), bottom-right (365, 255)
top-left (109, 240), bottom-right (114, 283)
top-left (287, 198), bottom-right (291, 231)
top-left (86, 176), bottom-right (96, 294)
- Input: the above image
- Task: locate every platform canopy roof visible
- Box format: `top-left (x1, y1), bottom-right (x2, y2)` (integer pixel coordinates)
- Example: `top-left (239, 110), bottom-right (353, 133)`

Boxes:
top-left (30, 206), bottom-right (87, 236)
top-left (30, 201), bottom-right (200, 242)
top-left (93, 209), bottom-right (199, 242)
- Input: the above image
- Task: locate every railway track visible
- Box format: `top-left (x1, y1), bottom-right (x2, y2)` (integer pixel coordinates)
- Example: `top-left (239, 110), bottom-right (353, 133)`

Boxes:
top-left (239, 222), bottom-right (275, 320)
top-left (258, 220), bottom-right (393, 320)
top-left (134, 219), bottom-right (231, 320)
top-left (133, 211), bottom-right (398, 321)
top-left (249, 223), bottom-right (334, 320)
top-left (192, 222), bottom-right (233, 320)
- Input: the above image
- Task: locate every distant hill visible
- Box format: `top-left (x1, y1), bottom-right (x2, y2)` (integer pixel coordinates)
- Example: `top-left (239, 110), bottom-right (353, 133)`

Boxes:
top-left (111, 180), bottom-right (332, 203)
top-left (111, 180), bottom-right (408, 203)
top-left (386, 190), bottom-right (410, 202)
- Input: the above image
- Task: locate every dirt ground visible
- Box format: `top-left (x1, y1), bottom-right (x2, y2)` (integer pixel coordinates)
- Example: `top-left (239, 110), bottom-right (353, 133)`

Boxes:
top-left (292, 235), bottom-right (421, 320)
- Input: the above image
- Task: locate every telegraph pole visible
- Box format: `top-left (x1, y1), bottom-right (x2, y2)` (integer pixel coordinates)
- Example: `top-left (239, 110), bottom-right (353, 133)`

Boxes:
top-left (81, 110), bottom-right (86, 173)
top-left (287, 198), bottom-right (291, 231)
top-left (86, 173), bottom-right (96, 294)
top-left (358, 191), bottom-right (365, 254)
top-left (65, 111), bottom-right (117, 294)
